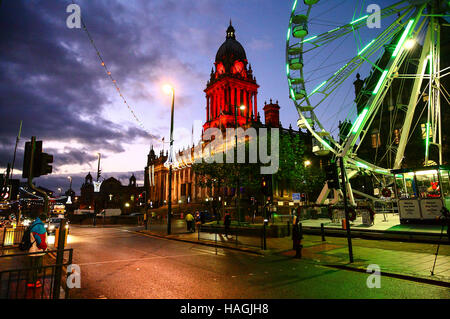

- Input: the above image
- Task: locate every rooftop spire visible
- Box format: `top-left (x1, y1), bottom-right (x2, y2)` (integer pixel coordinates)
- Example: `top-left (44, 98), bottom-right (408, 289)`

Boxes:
top-left (226, 20), bottom-right (235, 39)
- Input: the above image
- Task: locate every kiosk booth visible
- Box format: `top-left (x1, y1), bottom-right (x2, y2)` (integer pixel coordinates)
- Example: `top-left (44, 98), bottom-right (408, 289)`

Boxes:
top-left (392, 166), bottom-right (450, 224)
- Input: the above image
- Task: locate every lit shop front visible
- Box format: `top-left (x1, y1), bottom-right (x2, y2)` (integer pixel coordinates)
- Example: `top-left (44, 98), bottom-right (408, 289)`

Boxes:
top-left (392, 166), bottom-right (450, 224)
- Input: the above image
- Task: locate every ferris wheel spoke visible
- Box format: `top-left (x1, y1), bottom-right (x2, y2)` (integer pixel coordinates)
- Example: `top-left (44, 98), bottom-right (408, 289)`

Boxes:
top-left (286, 0), bottom-right (447, 177)
top-left (297, 1), bottom-right (413, 53)
top-left (342, 6), bottom-right (427, 159)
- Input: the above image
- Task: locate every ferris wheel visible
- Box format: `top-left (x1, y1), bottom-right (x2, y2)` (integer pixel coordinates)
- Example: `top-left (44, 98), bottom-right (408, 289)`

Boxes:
top-left (286, 0), bottom-right (449, 203)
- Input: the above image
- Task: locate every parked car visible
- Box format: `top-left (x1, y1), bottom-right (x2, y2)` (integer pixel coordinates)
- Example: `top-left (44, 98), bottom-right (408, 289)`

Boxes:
top-left (45, 217), bottom-right (70, 235)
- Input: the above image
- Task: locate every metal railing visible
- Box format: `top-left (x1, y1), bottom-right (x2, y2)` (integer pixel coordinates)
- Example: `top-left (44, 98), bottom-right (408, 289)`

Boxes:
top-left (0, 249), bottom-right (73, 299)
top-left (198, 224), bottom-right (266, 250)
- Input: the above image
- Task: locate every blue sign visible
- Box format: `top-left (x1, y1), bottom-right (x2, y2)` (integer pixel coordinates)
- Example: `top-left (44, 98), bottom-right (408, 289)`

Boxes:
top-left (292, 193), bottom-right (301, 202)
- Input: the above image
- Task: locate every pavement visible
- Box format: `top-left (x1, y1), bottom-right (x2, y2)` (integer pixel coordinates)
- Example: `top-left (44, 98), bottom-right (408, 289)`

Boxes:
top-left (63, 225), bottom-right (450, 298)
top-left (138, 217), bottom-right (450, 286)
top-left (297, 213), bottom-right (446, 233)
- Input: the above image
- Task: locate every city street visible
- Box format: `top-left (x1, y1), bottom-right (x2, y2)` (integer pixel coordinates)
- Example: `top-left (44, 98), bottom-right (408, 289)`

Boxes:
top-left (66, 225), bottom-right (450, 299)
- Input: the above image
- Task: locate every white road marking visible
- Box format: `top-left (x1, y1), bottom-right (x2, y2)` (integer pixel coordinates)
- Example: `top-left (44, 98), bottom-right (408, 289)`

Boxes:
top-left (76, 252), bottom-right (209, 266)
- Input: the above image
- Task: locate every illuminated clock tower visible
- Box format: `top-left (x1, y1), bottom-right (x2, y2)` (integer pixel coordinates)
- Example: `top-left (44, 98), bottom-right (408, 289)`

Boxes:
top-left (203, 21), bottom-right (259, 131)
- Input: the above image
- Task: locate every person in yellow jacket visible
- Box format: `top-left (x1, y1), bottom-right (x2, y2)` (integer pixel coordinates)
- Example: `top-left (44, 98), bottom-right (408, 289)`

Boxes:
top-left (185, 212), bottom-right (194, 232)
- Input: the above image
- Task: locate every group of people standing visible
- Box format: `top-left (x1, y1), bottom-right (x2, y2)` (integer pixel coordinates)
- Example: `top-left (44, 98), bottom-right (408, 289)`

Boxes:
top-left (184, 210), bottom-right (207, 232)
top-left (184, 210), bottom-right (232, 236)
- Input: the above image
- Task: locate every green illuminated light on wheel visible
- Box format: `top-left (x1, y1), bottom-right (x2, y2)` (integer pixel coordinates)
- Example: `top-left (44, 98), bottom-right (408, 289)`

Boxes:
top-left (350, 108), bottom-right (369, 133)
top-left (291, 0), bottom-right (298, 12)
top-left (328, 27), bottom-right (340, 33)
top-left (372, 70), bottom-right (388, 95)
top-left (350, 15), bottom-right (368, 25)
top-left (425, 122), bottom-right (430, 158)
top-left (356, 161), bottom-right (369, 169)
top-left (287, 28), bottom-right (291, 41)
top-left (358, 39), bottom-right (375, 55)
top-left (392, 19), bottom-right (414, 57)
top-left (286, 64), bottom-right (290, 76)
top-left (302, 35), bottom-right (317, 43)
top-left (321, 139), bottom-right (333, 151)
top-left (308, 80), bottom-right (327, 96)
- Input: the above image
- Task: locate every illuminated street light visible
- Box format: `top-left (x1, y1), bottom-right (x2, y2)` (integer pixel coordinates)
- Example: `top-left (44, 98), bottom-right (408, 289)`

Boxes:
top-left (67, 176), bottom-right (72, 193)
top-left (304, 160), bottom-right (311, 167)
top-left (235, 104), bottom-right (246, 223)
top-left (125, 202), bottom-right (130, 208)
top-left (163, 84), bottom-right (174, 95)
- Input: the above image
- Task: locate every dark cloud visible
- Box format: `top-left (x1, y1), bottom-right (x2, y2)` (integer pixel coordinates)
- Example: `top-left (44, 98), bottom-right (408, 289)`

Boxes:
top-left (0, 0), bottom-right (229, 190)
top-left (0, 0), bottom-right (179, 171)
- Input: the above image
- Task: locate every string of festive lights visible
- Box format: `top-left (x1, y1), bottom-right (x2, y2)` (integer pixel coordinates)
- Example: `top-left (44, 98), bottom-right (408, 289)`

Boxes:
top-left (72, 0), bottom-right (151, 135)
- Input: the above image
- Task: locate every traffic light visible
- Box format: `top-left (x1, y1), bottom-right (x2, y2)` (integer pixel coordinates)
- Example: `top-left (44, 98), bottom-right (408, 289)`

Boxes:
top-left (40, 152), bottom-right (53, 176)
top-left (325, 162), bottom-right (340, 189)
top-left (300, 193), bottom-right (306, 202)
top-left (261, 175), bottom-right (272, 197)
top-left (23, 140), bottom-right (42, 178)
top-left (22, 139), bottom-right (53, 178)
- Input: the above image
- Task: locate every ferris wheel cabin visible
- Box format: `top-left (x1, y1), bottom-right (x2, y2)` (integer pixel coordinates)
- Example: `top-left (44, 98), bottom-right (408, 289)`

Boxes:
top-left (392, 166), bottom-right (450, 224)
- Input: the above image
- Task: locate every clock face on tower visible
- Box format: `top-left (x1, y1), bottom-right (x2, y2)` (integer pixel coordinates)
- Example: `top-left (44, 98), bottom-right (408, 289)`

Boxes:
top-left (216, 63), bottom-right (225, 76)
top-left (233, 61), bottom-right (244, 74)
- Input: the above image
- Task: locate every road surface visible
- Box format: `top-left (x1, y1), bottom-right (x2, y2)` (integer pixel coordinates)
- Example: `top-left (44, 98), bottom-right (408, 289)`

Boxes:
top-left (65, 225), bottom-right (450, 299)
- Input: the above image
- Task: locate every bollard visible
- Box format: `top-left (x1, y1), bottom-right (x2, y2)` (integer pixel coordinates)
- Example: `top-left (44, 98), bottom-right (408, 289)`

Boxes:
top-left (263, 219), bottom-right (268, 250)
top-left (299, 222), bottom-right (303, 239)
top-left (287, 221), bottom-right (290, 237)
top-left (321, 223), bottom-right (326, 241)
top-left (295, 222), bottom-right (303, 258)
top-left (53, 219), bottom-right (67, 299)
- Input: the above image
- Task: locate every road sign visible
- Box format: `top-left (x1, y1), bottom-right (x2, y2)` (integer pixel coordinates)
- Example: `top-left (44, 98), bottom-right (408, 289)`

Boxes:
top-left (292, 193), bottom-right (300, 202)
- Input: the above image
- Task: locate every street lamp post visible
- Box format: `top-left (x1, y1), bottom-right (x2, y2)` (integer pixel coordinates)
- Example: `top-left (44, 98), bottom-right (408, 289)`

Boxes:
top-left (67, 176), bottom-right (72, 193)
top-left (164, 84), bottom-right (175, 235)
top-left (234, 104), bottom-right (245, 223)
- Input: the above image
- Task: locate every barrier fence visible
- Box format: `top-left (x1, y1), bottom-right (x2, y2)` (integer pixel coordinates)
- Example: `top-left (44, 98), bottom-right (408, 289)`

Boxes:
top-left (0, 249), bottom-right (73, 299)
top-left (198, 224), bottom-right (267, 250)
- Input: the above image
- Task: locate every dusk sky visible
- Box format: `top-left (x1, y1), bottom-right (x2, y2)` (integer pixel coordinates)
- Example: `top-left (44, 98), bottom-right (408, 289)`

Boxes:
top-left (0, 0), bottom-right (403, 192)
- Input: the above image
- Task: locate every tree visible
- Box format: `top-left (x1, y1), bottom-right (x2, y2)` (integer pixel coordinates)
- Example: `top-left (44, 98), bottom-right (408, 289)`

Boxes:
top-left (192, 129), bottom-right (326, 219)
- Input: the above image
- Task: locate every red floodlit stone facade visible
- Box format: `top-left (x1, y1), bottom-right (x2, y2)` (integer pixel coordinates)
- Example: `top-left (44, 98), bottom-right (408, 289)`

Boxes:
top-left (203, 22), bottom-right (259, 131)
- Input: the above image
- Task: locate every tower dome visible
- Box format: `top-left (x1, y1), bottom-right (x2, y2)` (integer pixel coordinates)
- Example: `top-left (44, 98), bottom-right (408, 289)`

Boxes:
top-left (215, 21), bottom-right (247, 70)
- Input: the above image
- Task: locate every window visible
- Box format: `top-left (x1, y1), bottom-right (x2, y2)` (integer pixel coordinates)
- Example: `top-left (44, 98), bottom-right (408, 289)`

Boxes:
top-left (395, 173), bottom-right (417, 199)
top-left (416, 170), bottom-right (440, 198)
top-left (371, 132), bottom-right (381, 148)
top-left (394, 129), bottom-right (400, 145)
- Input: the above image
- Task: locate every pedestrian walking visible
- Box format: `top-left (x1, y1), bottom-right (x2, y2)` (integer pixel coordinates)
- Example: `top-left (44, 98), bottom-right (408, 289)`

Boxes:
top-left (224, 212), bottom-right (231, 237)
top-left (185, 212), bottom-right (194, 232)
top-left (27, 214), bottom-right (48, 288)
top-left (194, 210), bottom-right (201, 231)
top-left (292, 219), bottom-right (302, 258)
